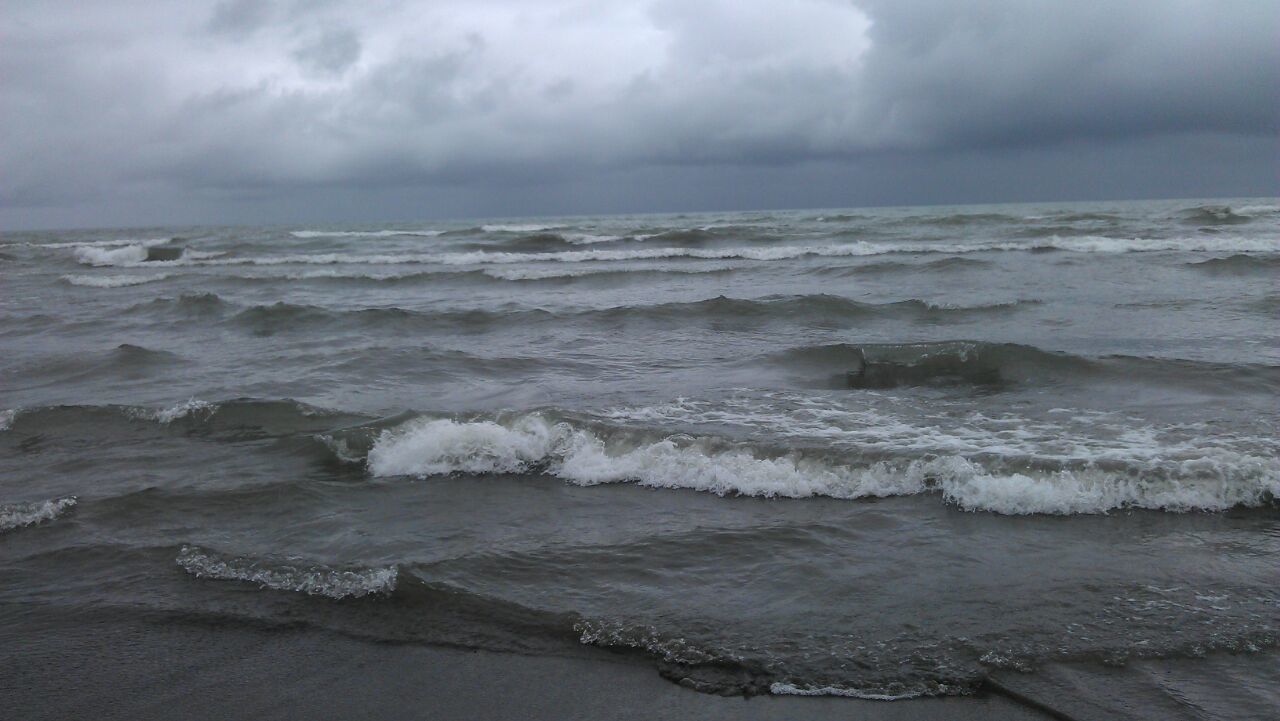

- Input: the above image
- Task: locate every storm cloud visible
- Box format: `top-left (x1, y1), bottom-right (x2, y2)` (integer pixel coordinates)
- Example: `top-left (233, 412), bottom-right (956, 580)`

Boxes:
top-left (2, 0), bottom-right (1276, 228)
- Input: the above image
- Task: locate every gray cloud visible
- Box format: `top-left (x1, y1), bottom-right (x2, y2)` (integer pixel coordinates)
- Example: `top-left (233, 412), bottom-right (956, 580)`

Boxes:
top-left (1, 0), bottom-right (1275, 228)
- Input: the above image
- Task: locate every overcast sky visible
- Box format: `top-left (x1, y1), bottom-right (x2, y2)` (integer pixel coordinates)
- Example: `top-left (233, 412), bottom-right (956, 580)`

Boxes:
top-left (2, 0), bottom-right (1276, 229)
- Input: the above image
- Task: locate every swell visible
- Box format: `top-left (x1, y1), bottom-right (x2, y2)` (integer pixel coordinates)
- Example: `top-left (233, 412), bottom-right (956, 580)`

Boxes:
top-left (216, 264), bottom-right (742, 285)
top-left (126, 292), bottom-right (1037, 335)
top-left (807, 256), bottom-right (992, 277)
top-left (772, 340), bottom-right (1280, 393)
top-left (4, 343), bottom-right (186, 389)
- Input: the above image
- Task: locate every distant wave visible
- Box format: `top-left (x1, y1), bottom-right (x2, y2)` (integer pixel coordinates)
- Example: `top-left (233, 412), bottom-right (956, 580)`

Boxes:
top-left (80, 235), bottom-right (1280, 268)
top-left (480, 223), bottom-right (563, 233)
top-left (291, 229), bottom-right (445, 238)
top-left (1180, 204), bottom-right (1278, 225)
top-left (74, 242), bottom-right (220, 267)
top-left (1, 497), bottom-right (77, 533)
top-left (62, 273), bottom-right (172, 288)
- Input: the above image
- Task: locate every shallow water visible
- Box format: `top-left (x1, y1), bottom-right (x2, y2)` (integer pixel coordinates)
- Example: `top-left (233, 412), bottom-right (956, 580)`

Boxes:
top-left (2, 198), bottom-right (1278, 701)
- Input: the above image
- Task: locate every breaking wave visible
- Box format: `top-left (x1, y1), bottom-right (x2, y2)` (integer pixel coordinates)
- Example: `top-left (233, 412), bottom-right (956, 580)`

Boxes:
top-left (358, 412), bottom-right (1279, 515)
top-left (0, 497), bottom-right (77, 533)
top-left (176, 545), bottom-right (397, 599)
top-left (74, 243), bottom-right (218, 267)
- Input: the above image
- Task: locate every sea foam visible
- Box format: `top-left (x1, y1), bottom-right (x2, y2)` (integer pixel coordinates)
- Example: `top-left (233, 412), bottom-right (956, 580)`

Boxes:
top-left (176, 545), bottom-right (397, 599)
top-left (0, 497), bottom-right (77, 533)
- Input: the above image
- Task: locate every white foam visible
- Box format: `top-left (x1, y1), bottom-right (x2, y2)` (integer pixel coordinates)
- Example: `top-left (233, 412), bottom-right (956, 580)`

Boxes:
top-left (62, 273), bottom-right (172, 288)
top-left (0, 497), bottom-right (77, 533)
top-left (290, 230), bottom-right (444, 238)
top-left (0, 409), bottom-right (14, 431)
top-left (363, 409), bottom-right (1280, 515)
top-left (176, 545), bottom-right (397, 599)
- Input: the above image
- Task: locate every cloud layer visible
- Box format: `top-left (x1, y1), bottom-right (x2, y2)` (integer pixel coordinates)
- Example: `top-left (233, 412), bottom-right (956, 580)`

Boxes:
top-left (2, 0), bottom-right (1276, 227)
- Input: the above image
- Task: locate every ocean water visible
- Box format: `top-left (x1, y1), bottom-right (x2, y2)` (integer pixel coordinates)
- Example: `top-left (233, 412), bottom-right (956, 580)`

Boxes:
top-left (2, 199), bottom-right (1278, 705)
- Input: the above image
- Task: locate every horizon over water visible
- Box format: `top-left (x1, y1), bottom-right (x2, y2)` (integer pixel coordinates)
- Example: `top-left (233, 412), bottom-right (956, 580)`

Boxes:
top-left (2, 197), bottom-right (1278, 713)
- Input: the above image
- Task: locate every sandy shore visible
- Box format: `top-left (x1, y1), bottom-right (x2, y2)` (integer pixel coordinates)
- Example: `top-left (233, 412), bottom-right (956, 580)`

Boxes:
top-left (2, 606), bottom-right (1051, 721)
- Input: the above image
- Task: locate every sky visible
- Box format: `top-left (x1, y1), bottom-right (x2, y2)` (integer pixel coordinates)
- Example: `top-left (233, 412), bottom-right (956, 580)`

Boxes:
top-left (2, 0), bottom-right (1277, 229)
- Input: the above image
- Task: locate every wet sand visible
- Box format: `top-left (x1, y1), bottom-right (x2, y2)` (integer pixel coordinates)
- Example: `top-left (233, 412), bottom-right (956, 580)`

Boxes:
top-left (2, 607), bottom-right (1050, 721)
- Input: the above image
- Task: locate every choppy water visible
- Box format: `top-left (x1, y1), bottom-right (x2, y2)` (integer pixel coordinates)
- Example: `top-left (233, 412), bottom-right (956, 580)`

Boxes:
top-left (2, 198), bottom-right (1278, 702)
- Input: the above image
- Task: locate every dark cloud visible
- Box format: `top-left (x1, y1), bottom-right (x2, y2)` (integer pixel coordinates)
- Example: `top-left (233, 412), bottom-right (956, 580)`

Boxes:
top-left (0, 0), bottom-right (1275, 229)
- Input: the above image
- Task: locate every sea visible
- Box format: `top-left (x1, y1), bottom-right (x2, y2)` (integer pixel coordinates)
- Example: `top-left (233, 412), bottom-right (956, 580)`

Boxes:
top-left (2, 198), bottom-right (1278, 711)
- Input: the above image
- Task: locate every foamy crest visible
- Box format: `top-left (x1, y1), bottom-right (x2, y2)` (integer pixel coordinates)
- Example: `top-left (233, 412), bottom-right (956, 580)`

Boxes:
top-left (62, 273), bottom-right (172, 288)
top-left (368, 417), bottom-right (561, 476)
top-left (0, 497), bottom-right (77, 533)
top-left (768, 683), bottom-right (929, 701)
top-left (176, 545), bottom-right (397, 599)
top-left (0, 409), bottom-right (14, 431)
top-left (364, 411), bottom-right (1280, 514)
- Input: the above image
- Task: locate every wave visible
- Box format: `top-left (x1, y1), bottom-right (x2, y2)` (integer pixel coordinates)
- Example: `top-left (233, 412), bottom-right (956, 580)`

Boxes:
top-left (809, 256), bottom-right (992, 277)
top-left (130, 293), bottom-right (1033, 335)
top-left (4, 399), bottom-right (366, 441)
top-left (29, 237), bottom-right (173, 250)
top-left (358, 412), bottom-right (1279, 515)
top-left (479, 264), bottom-right (740, 281)
top-left (770, 340), bottom-right (1280, 394)
top-left (0, 497), bottom-right (77, 533)
top-left (176, 545), bottom-right (397, 599)
top-left (1186, 254), bottom-right (1280, 274)
top-left (290, 229), bottom-right (444, 238)
top-left (74, 242), bottom-right (218, 267)
top-left (62, 273), bottom-right (172, 288)
top-left (480, 223), bottom-right (562, 233)
top-left (1180, 204), bottom-right (1273, 225)
top-left (86, 235), bottom-right (1280, 268)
